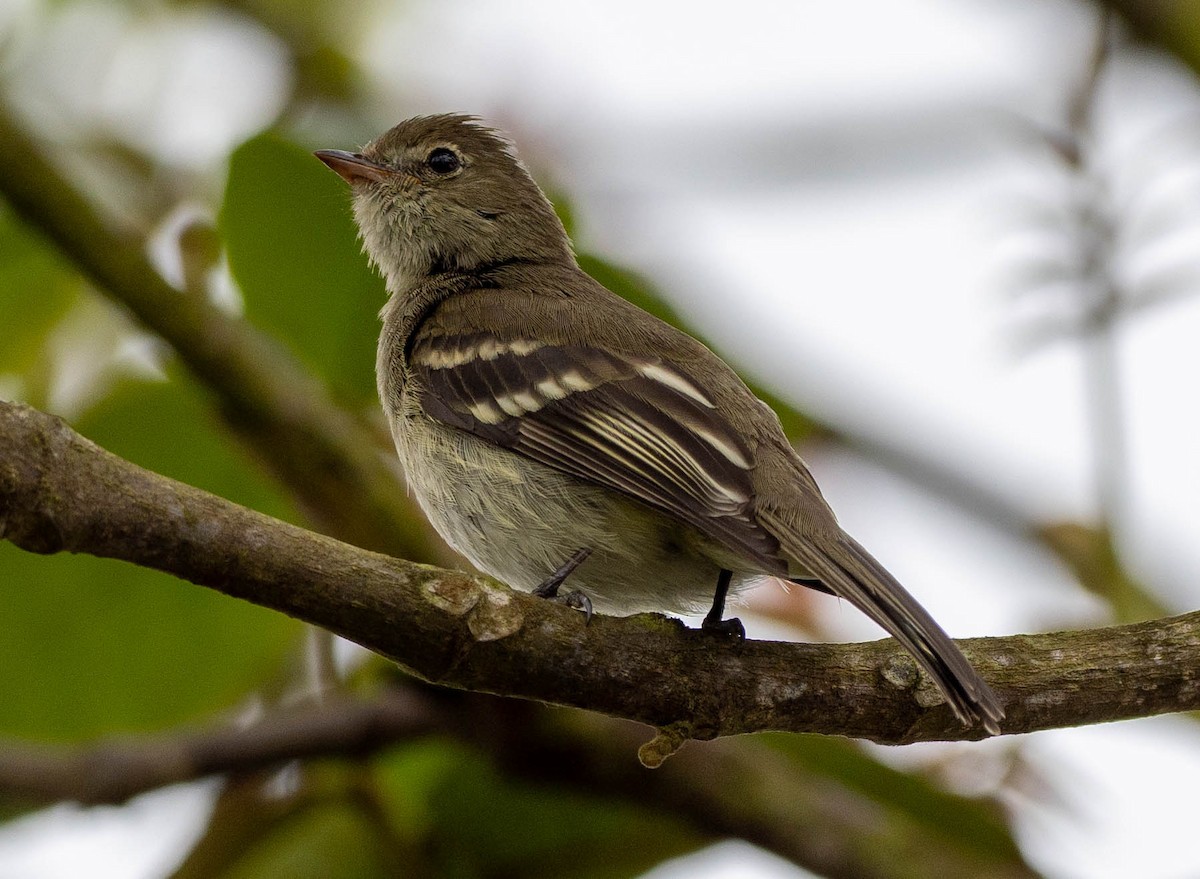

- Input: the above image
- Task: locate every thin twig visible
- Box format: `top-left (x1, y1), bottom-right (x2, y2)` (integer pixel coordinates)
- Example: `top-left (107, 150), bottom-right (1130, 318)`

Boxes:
top-left (0, 690), bottom-right (441, 806)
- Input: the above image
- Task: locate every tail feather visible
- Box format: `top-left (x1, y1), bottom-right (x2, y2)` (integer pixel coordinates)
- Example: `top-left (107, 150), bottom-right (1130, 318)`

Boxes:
top-left (779, 524), bottom-right (1004, 734)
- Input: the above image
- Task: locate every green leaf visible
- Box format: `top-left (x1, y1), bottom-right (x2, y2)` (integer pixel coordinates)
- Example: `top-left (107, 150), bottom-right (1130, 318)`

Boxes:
top-left (0, 207), bottom-right (82, 385)
top-left (0, 544), bottom-right (297, 741)
top-left (0, 373), bottom-right (303, 741)
top-left (220, 133), bottom-right (385, 405)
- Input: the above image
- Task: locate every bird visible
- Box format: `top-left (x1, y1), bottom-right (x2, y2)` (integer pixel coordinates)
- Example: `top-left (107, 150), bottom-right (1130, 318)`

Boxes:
top-left (315, 114), bottom-right (1004, 734)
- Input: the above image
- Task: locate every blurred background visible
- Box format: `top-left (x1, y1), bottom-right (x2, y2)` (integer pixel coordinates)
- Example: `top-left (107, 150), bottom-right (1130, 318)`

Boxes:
top-left (2, 0), bottom-right (1199, 877)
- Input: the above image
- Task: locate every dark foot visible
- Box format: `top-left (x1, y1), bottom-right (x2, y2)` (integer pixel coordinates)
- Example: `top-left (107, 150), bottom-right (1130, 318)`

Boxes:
top-left (701, 614), bottom-right (745, 640)
top-left (701, 569), bottom-right (745, 641)
top-left (533, 548), bottom-right (593, 623)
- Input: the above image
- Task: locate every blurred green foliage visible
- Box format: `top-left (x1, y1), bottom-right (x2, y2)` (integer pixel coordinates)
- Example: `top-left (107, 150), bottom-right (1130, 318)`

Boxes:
top-left (221, 133), bottom-right (386, 405)
top-left (764, 734), bottom-right (1022, 867)
top-left (177, 738), bottom-right (695, 879)
top-left (0, 209), bottom-right (81, 397)
top-left (0, 373), bottom-right (302, 740)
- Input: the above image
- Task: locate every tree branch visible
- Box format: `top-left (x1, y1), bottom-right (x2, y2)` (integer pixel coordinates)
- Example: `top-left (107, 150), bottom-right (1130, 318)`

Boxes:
top-left (0, 689), bottom-right (442, 806)
top-left (3, 399), bottom-right (1198, 747)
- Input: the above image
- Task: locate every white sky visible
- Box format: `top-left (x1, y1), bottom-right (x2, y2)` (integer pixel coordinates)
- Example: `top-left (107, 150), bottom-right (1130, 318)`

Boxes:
top-left (3, 0), bottom-right (1200, 877)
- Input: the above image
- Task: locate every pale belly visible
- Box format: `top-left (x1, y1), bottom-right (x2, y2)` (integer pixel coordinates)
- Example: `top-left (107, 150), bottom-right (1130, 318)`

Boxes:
top-left (392, 410), bottom-right (756, 615)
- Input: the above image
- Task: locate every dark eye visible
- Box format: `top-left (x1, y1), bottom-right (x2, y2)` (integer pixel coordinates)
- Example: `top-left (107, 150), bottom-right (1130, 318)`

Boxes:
top-left (426, 147), bottom-right (461, 174)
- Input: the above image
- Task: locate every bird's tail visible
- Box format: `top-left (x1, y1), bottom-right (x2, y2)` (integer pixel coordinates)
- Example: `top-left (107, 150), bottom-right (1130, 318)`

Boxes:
top-left (774, 522), bottom-right (1004, 734)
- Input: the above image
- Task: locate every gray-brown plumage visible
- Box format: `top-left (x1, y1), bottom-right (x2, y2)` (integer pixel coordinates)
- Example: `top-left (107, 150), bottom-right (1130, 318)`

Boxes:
top-left (315, 114), bottom-right (1004, 734)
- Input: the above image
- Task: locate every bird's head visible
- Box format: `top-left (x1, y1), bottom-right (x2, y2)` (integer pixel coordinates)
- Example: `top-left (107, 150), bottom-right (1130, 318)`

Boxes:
top-left (316, 114), bottom-right (572, 293)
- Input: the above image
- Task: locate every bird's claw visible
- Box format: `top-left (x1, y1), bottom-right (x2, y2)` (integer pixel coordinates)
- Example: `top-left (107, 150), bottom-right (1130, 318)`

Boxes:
top-left (701, 615), bottom-right (745, 641)
top-left (563, 590), bottom-right (594, 625)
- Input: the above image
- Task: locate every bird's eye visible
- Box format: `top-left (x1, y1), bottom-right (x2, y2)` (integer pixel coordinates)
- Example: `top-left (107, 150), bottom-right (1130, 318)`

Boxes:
top-left (426, 147), bottom-right (461, 175)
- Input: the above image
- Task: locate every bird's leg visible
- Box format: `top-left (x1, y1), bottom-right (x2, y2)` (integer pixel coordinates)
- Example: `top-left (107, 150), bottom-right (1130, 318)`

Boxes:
top-left (533, 547), bottom-right (594, 623)
top-left (701, 569), bottom-right (745, 640)
top-left (532, 547), bottom-right (592, 597)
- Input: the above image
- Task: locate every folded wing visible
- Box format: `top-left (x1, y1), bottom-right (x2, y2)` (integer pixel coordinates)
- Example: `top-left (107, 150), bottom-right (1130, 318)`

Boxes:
top-left (408, 329), bottom-right (785, 571)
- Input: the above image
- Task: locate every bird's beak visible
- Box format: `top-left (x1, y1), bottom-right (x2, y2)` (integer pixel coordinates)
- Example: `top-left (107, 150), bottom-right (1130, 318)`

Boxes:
top-left (313, 149), bottom-right (393, 185)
